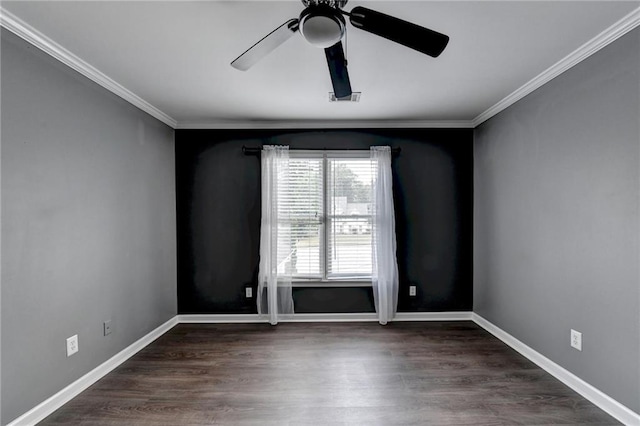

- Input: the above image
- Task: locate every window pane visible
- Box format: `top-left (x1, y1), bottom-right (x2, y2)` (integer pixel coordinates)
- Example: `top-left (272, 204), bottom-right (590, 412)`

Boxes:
top-left (327, 158), bottom-right (375, 278)
top-left (327, 218), bottom-right (372, 278)
top-left (289, 222), bottom-right (322, 276)
top-left (278, 158), bottom-right (323, 278)
top-left (328, 158), bottom-right (374, 216)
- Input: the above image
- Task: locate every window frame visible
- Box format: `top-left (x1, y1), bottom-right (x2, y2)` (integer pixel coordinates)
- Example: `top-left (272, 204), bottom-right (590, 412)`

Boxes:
top-left (288, 150), bottom-right (374, 287)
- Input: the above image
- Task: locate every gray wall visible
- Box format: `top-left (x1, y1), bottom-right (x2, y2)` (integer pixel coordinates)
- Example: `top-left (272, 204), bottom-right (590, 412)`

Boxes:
top-left (1, 29), bottom-right (177, 424)
top-left (0, 28), bottom-right (3, 426)
top-left (474, 28), bottom-right (640, 412)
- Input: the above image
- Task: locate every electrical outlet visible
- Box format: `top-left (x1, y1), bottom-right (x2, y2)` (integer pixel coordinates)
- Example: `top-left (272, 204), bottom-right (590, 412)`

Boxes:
top-left (245, 287), bottom-right (253, 298)
top-left (409, 285), bottom-right (417, 297)
top-left (103, 320), bottom-right (112, 336)
top-left (571, 329), bottom-right (582, 351)
top-left (66, 334), bottom-right (79, 357)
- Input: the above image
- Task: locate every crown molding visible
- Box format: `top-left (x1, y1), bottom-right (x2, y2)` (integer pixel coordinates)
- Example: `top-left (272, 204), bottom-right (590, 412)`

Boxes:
top-left (473, 6), bottom-right (640, 127)
top-left (0, 7), bottom-right (178, 129)
top-left (2, 5), bottom-right (638, 131)
top-left (176, 119), bottom-right (474, 129)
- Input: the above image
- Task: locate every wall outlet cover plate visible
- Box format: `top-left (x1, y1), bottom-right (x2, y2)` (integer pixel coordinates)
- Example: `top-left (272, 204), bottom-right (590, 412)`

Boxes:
top-left (571, 329), bottom-right (582, 351)
top-left (66, 334), bottom-right (79, 357)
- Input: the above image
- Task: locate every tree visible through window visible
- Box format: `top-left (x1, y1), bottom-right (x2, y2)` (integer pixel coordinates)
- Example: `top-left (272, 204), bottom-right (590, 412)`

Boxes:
top-left (276, 152), bottom-right (375, 281)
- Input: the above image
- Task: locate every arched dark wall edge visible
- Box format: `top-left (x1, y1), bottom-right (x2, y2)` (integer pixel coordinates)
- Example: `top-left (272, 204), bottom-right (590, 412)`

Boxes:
top-left (175, 128), bottom-right (473, 314)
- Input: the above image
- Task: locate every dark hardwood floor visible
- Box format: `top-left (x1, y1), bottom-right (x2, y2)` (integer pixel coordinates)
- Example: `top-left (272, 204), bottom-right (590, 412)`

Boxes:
top-left (40, 322), bottom-right (619, 425)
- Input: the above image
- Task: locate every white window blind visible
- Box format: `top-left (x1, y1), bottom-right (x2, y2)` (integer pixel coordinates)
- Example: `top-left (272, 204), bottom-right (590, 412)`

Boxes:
top-left (278, 151), bottom-right (375, 282)
top-left (277, 157), bottom-right (323, 278)
top-left (327, 157), bottom-right (375, 279)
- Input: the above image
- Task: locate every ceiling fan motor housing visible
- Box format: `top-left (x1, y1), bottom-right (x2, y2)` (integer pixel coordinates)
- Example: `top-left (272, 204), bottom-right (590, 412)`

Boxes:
top-left (299, 3), bottom-right (347, 48)
top-left (301, 0), bottom-right (348, 8)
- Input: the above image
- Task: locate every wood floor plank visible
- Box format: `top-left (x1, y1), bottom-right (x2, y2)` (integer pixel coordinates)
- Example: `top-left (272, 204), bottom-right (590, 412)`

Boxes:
top-left (39, 322), bottom-right (620, 425)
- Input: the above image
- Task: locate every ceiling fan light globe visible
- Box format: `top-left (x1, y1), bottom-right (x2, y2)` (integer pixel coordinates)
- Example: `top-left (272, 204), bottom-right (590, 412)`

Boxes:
top-left (300, 10), bottom-right (345, 48)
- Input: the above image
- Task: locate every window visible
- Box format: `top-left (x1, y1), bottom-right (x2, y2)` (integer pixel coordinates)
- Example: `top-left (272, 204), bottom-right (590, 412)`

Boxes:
top-left (276, 150), bottom-right (376, 283)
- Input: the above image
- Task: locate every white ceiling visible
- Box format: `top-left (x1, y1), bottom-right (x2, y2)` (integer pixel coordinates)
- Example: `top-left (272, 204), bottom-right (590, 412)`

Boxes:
top-left (2, 1), bottom-right (639, 128)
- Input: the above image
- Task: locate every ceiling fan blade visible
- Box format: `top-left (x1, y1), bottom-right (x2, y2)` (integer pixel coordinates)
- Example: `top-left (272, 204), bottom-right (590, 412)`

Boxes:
top-left (231, 19), bottom-right (299, 71)
top-left (349, 6), bottom-right (449, 58)
top-left (324, 41), bottom-right (352, 99)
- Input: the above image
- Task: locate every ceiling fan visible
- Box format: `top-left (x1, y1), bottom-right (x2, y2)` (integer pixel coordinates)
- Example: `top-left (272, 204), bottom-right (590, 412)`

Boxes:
top-left (230, 0), bottom-right (449, 99)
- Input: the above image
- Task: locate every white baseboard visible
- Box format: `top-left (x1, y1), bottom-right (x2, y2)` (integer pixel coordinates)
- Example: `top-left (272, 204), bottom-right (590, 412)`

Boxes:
top-left (9, 313), bottom-right (638, 426)
top-left (7, 316), bottom-right (179, 426)
top-left (178, 314), bottom-right (265, 323)
top-left (178, 311), bottom-right (473, 324)
top-left (280, 313), bottom-right (379, 322)
top-left (472, 313), bottom-right (640, 426)
top-left (394, 311), bottom-right (473, 321)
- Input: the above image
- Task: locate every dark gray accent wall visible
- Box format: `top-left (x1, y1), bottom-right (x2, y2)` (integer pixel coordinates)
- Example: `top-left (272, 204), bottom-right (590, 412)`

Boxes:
top-left (176, 128), bottom-right (473, 314)
top-left (474, 28), bottom-right (640, 412)
top-left (1, 29), bottom-right (177, 424)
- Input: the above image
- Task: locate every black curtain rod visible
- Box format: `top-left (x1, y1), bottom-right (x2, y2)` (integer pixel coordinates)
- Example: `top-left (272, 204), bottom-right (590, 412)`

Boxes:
top-left (242, 146), bottom-right (401, 156)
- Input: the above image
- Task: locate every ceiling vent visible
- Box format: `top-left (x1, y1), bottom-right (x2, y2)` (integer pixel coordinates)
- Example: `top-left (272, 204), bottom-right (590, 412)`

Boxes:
top-left (329, 92), bottom-right (361, 102)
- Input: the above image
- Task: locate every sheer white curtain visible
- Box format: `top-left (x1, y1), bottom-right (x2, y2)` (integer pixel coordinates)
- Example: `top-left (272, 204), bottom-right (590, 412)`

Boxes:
top-left (258, 145), bottom-right (294, 325)
top-left (371, 146), bottom-right (399, 325)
